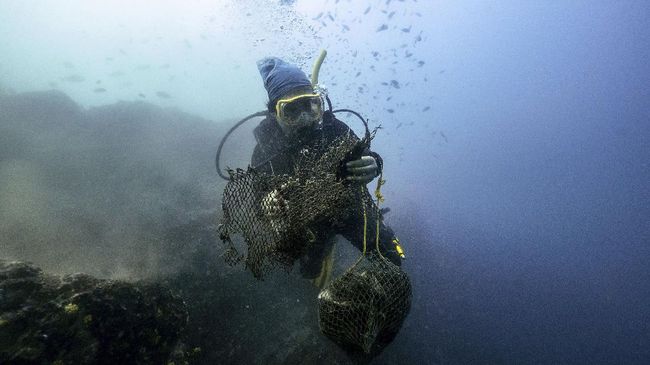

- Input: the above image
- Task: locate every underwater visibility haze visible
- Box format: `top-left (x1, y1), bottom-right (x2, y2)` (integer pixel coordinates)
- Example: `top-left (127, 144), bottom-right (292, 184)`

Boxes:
top-left (0, 0), bottom-right (649, 364)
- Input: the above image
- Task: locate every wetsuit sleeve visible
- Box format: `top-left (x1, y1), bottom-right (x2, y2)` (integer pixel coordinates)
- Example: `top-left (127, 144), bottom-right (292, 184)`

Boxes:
top-left (251, 143), bottom-right (264, 167)
top-left (251, 144), bottom-right (273, 174)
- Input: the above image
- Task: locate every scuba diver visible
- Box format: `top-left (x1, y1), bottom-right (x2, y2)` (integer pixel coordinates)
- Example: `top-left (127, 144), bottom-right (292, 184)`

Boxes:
top-left (250, 56), bottom-right (403, 280)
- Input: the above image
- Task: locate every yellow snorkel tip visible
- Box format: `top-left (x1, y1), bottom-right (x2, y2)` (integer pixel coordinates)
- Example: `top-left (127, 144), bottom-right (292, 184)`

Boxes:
top-left (311, 49), bottom-right (327, 87)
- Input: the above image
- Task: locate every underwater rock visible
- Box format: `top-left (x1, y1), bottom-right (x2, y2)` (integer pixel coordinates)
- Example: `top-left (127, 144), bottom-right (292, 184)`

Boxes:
top-left (0, 260), bottom-right (188, 364)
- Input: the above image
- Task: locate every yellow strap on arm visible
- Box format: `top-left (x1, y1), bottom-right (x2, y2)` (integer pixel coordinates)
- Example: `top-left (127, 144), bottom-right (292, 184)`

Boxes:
top-left (374, 174), bottom-right (385, 259)
top-left (361, 185), bottom-right (367, 256)
top-left (393, 237), bottom-right (406, 259)
top-left (374, 173), bottom-right (406, 260)
top-left (374, 174), bottom-right (386, 204)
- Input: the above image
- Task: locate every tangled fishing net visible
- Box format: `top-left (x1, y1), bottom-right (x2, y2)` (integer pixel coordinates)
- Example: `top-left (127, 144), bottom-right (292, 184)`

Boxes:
top-left (218, 131), bottom-right (411, 353)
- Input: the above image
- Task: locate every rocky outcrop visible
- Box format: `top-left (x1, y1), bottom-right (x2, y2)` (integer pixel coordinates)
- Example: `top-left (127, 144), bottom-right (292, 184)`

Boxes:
top-left (0, 260), bottom-right (188, 364)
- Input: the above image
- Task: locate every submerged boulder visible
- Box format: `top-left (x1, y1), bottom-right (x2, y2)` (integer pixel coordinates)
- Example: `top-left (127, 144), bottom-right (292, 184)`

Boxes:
top-left (0, 260), bottom-right (188, 364)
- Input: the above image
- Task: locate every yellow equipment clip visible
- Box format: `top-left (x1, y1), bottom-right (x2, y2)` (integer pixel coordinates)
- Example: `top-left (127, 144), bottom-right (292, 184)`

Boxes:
top-left (392, 237), bottom-right (406, 259)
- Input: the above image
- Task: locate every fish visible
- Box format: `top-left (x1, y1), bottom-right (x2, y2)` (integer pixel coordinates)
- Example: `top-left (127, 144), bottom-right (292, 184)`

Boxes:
top-left (62, 74), bottom-right (85, 83)
top-left (138, 93), bottom-right (146, 98)
top-left (440, 131), bottom-right (448, 143)
top-left (156, 91), bottom-right (171, 99)
top-left (388, 11), bottom-right (396, 19)
top-left (417, 60), bottom-right (425, 67)
top-left (422, 106), bottom-right (430, 112)
top-left (386, 109), bottom-right (395, 113)
top-left (401, 26), bottom-right (411, 33)
top-left (363, 6), bottom-right (371, 15)
top-left (355, 71), bottom-right (361, 77)
top-left (396, 122), bottom-right (403, 129)
top-left (390, 80), bottom-right (400, 89)
top-left (313, 12), bottom-right (323, 20)
top-left (93, 88), bottom-right (107, 93)
top-left (376, 24), bottom-right (388, 32)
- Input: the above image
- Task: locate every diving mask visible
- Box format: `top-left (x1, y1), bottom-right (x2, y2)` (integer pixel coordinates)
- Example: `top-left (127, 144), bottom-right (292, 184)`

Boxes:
top-left (275, 93), bottom-right (324, 126)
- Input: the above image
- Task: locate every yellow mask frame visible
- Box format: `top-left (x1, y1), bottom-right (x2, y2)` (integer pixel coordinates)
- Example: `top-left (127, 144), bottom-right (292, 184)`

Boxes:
top-left (275, 93), bottom-right (323, 125)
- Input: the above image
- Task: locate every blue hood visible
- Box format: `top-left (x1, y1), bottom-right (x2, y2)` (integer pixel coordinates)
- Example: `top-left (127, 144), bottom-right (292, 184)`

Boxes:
top-left (257, 57), bottom-right (313, 103)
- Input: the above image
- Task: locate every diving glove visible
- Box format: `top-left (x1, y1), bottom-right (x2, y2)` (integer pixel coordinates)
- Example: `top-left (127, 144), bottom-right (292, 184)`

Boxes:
top-left (345, 155), bottom-right (378, 184)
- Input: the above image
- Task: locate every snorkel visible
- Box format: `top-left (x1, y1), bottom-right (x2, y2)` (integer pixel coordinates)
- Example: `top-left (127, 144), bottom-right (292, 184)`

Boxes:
top-left (311, 49), bottom-right (327, 90)
top-left (311, 49), bottom-right (369, 141)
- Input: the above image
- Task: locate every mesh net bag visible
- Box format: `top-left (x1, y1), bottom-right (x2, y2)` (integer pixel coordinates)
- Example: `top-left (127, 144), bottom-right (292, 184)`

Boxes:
top-left (218, 130), bottom-right (412, 353)
top-left (218, 134), bottom-right (364, 278)
top-left (317, 198), bottom-right (412, 354)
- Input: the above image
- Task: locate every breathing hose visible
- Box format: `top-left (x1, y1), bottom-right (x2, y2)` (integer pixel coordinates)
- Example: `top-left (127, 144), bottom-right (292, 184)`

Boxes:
top-left (215, 111), bottom-right (266, 180)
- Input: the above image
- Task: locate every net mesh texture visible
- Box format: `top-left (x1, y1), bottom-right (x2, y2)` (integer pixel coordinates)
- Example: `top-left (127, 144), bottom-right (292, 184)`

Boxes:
top-left (218, 133), bottom-right (412, 353)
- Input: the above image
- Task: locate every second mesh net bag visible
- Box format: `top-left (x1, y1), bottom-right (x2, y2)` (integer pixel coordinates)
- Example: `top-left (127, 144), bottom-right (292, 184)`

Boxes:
top-left (317, 188), bottom-right (412, 354)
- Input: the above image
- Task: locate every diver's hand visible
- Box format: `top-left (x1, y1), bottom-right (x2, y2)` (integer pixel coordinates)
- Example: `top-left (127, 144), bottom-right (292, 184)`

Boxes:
top-left (345, 155), bottom-right (378, 184)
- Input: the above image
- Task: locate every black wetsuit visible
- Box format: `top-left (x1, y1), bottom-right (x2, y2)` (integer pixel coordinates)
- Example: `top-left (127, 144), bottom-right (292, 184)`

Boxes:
top-left (251, 111), bottom-right (401, 277)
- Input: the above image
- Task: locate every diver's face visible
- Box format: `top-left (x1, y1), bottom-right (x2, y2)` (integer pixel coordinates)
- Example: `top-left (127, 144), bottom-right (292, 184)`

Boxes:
top-left (275, 91), bottom-right (323, 135)
top-left (276, 110), bottom-right (319, 135)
